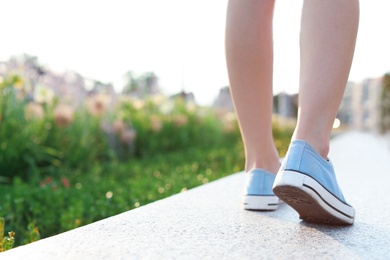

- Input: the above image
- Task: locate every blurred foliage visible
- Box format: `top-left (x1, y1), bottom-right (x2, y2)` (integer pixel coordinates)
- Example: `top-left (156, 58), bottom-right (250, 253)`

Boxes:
top-left (380, 73), bottom-right (390, 133)
top-left (0, 70), bottom-right (294, 249)
top-left (0, 74), bottom-right (111, 179)
top-left (0, 217), bottom-right (15, 252)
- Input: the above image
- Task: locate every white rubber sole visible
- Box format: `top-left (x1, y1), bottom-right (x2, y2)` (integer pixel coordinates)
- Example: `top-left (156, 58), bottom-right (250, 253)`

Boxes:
top-left (273, 170), bottom-right (355, 225)
top-left (243, 195), bottom-right (279, 211)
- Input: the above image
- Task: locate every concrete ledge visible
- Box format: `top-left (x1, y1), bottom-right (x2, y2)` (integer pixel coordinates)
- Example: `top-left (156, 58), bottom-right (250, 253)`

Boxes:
top-left (2, 132), bottom-right (390, 259)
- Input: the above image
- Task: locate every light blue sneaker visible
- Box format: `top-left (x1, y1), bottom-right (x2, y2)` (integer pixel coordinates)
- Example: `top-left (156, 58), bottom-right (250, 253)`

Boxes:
top-left (243, 168), bottom-right (279, 211)
top-left (273, 140), bottom-right (355, 225)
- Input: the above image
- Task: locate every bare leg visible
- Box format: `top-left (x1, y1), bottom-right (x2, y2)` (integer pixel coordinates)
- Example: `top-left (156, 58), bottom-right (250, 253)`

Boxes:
top-left (225, 0), bottom-right (279, 173)
top-left (293, 0), bottom-right (359, 158)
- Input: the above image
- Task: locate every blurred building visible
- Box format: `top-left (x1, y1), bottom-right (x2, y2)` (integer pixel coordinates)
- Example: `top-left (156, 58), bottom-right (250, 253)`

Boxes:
top-left (213, 86), bottom-right (234, 113)
top-left (338, 77), bottom-right (383, 132)
top-left (213, 86), bottom-right (299, 119)
top-left (0, 55), bottom-right (121, 107)
top-left (273, 92), bottom-right (298, 119)
top-left (170, 90), bottom-right (196, 103)
top-left (41, 70), bottom-right (88, 106)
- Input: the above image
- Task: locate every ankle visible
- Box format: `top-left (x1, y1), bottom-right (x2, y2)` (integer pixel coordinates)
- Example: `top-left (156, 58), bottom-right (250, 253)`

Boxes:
top-left (292, 122), bottom-right (332, 159)
top-left (291, 136), bottom-right (329, 159)
top-left (245, 151), bottom-right (280, 174)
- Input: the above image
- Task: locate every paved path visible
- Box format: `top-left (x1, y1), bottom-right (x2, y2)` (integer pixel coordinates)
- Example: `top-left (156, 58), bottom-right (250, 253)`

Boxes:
top-left (2, 132), bottom-right (390, 259)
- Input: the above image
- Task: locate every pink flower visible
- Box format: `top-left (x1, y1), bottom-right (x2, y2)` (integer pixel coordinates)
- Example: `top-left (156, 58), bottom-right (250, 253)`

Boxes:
top-left (113, 118), bottom-right (125, 134)
top-left (40, 176), bottom-right (53, 187)
top-left (54, 104), bottom-right (74, 127)
top-left (86, 94), bottom-right (110, 117)
top-left (120, 128), bottom-right (137, 145)
top-left (150, 115), bottom-right (162, 132)
top-left (61, 177), bottom-right (70, 188)
top-left (25, 103), bottom-right (44, 120)
top-left (172, 114), bottom-right (188, 127)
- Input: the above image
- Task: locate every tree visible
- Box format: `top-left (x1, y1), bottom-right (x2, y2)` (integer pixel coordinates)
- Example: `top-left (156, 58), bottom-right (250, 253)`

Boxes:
top-left (380, 73), bottom-right (390, 133)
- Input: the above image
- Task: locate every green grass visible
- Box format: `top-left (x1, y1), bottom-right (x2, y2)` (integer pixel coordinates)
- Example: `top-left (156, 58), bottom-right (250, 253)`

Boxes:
top-left (0, 142), bottom-right (247, 247)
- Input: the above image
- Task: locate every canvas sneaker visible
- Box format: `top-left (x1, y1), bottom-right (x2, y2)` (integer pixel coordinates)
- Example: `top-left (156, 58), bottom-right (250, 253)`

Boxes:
top-left (273, 140), bottom-right (355, 225)
top-left (243, 168), bottom-right (279, 211)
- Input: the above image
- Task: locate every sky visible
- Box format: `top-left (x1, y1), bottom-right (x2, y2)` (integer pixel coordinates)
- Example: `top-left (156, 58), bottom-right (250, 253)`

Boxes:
top-left (1, 0), bottom-right (390, 105)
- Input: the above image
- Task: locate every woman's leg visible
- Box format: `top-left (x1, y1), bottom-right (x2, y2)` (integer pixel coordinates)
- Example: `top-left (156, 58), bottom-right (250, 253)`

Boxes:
top-left (273, 0), bottom-right (359, 224)
top-left (293, 0), bottom-right (360, 157)
top-left (225, 0), bottom-right (279, 174)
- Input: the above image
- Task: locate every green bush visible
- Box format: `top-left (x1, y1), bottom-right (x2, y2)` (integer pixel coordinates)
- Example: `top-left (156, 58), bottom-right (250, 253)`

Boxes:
top-left (0, 77), bottom-right (111, 179)
top-left (117, 97), bottom-right (232, 157)
top-left (0, 75), bottom-right (240, 180)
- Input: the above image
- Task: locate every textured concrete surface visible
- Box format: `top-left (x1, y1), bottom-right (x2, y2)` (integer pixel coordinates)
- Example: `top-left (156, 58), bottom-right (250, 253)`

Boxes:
top-left (2, 132), bottom-right (390, 259)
